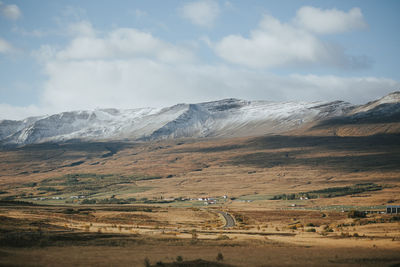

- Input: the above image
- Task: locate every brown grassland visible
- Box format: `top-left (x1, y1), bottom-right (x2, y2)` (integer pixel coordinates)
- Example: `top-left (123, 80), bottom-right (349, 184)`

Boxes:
top-left (0, 132), bottom-right (399, 266)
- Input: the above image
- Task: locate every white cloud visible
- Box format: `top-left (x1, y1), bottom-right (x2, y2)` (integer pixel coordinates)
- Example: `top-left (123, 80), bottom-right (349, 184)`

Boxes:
top-left (0, 2), bottom-right (21, 20)
top-left (180, 0), bottom-right (219, 27)
top-left (0, 37), bottom-right (13, 53)
top-left (53, 23), bottom-right (194, 63)
top-left (295, 6), bottom-right (367, 34)
top-left (67, 20), bottom-right (96, 37)
top-left (213, 9), bottom-right (369, 69)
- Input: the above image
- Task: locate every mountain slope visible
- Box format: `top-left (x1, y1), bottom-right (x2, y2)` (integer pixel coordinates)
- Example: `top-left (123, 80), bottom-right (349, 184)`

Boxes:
top-left (303, 92), bottom-right (400, 136)
top-left (0, 92), bottom-right (399, 145)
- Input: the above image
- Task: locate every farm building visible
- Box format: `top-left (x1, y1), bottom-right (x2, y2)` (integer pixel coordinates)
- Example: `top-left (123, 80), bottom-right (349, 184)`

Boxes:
top-left (386, 205), bottom-right (400, 214)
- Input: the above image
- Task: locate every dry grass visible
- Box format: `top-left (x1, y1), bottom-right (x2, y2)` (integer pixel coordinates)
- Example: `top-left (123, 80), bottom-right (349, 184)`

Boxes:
top-left (0, 133), bottom-right (399, 266)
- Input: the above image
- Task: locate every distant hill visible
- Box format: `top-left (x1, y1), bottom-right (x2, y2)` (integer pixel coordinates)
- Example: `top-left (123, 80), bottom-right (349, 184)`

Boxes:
top-left (1, 92), bottom-right (399, 145)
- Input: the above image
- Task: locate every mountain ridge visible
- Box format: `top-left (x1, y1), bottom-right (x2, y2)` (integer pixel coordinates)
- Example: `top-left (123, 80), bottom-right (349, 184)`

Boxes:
top-left (1, 92), bottom-right (399, 145)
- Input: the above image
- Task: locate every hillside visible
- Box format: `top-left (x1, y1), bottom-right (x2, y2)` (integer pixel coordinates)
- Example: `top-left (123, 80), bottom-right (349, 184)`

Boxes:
top-left (2, 92), bottom-right (399, 146)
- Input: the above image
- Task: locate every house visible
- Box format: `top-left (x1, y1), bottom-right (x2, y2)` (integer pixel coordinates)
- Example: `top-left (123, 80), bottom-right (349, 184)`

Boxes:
top-left (386, 205), bottom-right (400, 214)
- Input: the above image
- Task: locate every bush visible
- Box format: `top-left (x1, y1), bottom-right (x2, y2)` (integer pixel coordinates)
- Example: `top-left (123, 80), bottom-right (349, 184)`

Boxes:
top-left (217, 234), bottom-right (230, 240)
top-left (341, 232), bottom-right (351, 238)
top-left (144, 257), bottom-right (150, 267)
top-left (306, 228), bottom-right (316, 232)
top-left (216, 252), bottom-right (224, 261)
top-left (81, 198), bottom-right (96, 204)
top-left (348, 210), bottom-right (366, 218)
top-left (323, 225), bottom-right (334, 232)
top-left (191, 229), bottom-right (198, 240)
top-left (390, 216), bottom-right (400, 222)
top-left (176, 256), bottom-right (183, 262)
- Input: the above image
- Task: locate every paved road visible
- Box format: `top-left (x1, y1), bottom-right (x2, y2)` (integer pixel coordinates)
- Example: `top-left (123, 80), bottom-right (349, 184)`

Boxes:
top-left (217, 211), bottom-right (235, 228)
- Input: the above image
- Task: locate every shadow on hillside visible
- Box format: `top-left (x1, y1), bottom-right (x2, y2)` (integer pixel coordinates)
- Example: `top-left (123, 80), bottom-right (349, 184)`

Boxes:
top-left (227, 134), bottom-right (400, 172)
top-left (175, 134), bottom-right (400, 154)
top-left (247, 134), bottom-right (400, 151)
top-left (229, 150), bottom-right (400, 172)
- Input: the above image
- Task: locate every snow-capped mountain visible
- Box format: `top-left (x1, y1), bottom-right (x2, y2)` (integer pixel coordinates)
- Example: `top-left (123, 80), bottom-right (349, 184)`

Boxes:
top-left (0, 92), bottom-right (399, 145)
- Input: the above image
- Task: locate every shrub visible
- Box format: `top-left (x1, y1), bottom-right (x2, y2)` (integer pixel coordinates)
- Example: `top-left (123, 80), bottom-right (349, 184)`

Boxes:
top-left (144, 257), bottom-right (150, 267)
top-left (81, 198), bottom-right (96, 204)
top-left (216, 234), bottom-right (230, 240)
top-left (176, 256), bottom-right (183, 262)
top-left (341, 232), bottom-right (351, 238)
top-left (306, 228), bottom-right (316, 232)
top-left (323, 225), bottom-right (334, 232)
top-left (216, 252), bottom-right (224, 261)
top-left (191, 229), bottom-right (198, 240)
top-left (348, 210), bottom-right (366, 218)
top-left (390, 216), bottom-right (400, 222)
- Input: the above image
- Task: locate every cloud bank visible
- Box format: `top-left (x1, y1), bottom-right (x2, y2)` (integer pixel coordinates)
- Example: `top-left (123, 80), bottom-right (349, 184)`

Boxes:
top-left (295, 6), bottom-right (367, 34)
top-left (214, 7), bottom-right (369, 69)
top-left (1, 6), bottom-right (398, 120)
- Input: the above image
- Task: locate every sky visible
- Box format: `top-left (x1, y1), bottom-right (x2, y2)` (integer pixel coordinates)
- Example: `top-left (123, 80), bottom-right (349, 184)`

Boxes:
top-left (0, 0), bottom-right (399, 120)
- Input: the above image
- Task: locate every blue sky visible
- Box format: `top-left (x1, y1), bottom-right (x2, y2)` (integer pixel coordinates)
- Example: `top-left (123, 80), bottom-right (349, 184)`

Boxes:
top-left (0, 0), bottom-right (399, 119)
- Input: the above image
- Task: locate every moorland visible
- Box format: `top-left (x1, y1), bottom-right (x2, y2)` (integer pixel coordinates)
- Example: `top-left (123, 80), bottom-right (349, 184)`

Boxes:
top-left (0, 129), bottom-right (399, 266)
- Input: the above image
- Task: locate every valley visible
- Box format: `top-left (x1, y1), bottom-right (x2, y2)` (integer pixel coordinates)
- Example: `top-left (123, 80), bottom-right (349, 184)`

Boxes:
top-left (0, 131), bottom-right (399, 266)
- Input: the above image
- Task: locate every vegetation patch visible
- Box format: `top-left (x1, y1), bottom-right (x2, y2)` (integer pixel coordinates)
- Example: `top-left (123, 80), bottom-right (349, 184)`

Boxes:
top-left (31, 173), bottom-right (158, 197)
top-left (270, 183), bottom-right (383, 200)
top-left (146, 259), bottom-right (234, 267)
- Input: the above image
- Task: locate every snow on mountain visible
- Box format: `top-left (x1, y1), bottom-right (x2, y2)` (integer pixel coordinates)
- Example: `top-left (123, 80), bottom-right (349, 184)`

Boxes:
top-left (350, 91), bottom-right (400, 114)
top-left (325, 91), bottom-right (400, 124)
top-left (0, 92), bottom-right (398, 145)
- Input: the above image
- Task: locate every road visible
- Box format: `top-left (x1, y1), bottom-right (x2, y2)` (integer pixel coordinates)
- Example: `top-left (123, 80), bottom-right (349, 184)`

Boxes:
top-left (216, 211), bottom-right (235, 228)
